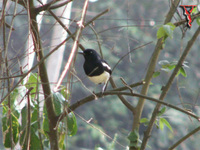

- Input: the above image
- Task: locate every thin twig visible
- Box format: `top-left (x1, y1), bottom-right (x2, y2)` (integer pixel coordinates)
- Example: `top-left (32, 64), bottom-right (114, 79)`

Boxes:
top-left (72, 110), bottom-right (127, 149)
top-left (54, 0), bottom-right (89, 92)
top-left (48, 9), bottom-right (85, 51)
top-left (110, 77), bottom-right (136, 113)
top-left (169, 126), bottom-right (200, 150)
top-left (112, 41), bottom-right (153, 72)
top-left (89, 24), bottom-right (103, 57)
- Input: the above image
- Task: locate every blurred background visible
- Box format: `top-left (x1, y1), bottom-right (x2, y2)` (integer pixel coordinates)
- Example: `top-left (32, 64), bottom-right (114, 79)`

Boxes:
top-left (1, 0), bottom-right (200, 149)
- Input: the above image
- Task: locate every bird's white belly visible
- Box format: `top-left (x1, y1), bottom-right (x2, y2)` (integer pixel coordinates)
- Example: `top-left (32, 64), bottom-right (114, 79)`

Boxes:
top-left (88, 71), bottom-right (110, 84)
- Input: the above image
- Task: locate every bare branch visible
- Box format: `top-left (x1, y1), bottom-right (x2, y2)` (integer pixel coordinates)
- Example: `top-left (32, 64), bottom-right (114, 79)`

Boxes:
top-left (66, 90), bottom-right (200, 121)
top-left (35, 0), bottom-right (73, 14)
top-left (54, 0), bottom-right (89, 92)
top-left (110, 77), bottom-right (136, 113)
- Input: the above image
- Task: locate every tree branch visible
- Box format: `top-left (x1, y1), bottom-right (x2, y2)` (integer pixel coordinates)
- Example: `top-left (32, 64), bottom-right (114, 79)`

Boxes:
top-left (133, 1), bottom-right (181, 149)
top-left (54, 0), bottom-right (89, 92)
top-left (35, 0), bottom-right (73, 13)
top-left (66, 90), bottom-right (200, 121)
top-left (48, 9), bottom-right (85, 51)
top-left (27, 0), bottom-right (58, 148)
top-left (141, 25), bottom-right (200, 150)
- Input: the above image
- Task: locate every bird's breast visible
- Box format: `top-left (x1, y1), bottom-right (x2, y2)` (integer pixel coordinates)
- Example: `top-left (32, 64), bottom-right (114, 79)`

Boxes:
top-left (88, 71), bottom-right (110, 84)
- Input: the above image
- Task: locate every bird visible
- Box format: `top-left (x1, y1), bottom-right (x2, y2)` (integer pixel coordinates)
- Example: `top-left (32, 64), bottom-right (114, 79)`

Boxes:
top-left (79, 49), bottom-right (112, 93)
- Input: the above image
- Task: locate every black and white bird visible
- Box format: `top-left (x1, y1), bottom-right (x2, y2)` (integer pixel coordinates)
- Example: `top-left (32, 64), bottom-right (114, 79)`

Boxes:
top-left (79, 49), bottom-right (112, 92)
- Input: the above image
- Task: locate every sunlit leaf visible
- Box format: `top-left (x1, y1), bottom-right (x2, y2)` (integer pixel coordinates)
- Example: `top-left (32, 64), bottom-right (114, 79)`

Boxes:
top-left (153, 71), bottom-right (160, 78)
top-left (59, 133), bottom-right (66, 150)
top-left (157, 26), bottom-right (166, 39)
top-left (159, 118), bottom-right (173, 132)
top-left (157, 23), bottom-right (176, 40)
top-left (160, 118), bottom-right (173, 132)
top-left (140, 118), bottom-right (149, 123)
top-left (140, 118), bottom-right (149, 126)
top-left (159, 118), bottom-right (164, 131)
top-left (167, 64), bottom-right (176, 70)
top-left (180, 67), bottom-right (187, 77)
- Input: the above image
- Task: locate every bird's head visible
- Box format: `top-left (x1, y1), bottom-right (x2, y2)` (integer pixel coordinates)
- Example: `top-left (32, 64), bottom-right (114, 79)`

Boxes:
top-left (79, 49), bottom-right (100, 61)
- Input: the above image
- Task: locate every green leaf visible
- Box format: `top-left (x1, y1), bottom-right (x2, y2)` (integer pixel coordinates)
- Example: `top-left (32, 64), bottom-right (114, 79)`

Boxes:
top-left (157, 107), bottom-right (166, 116)
top-left (29, 128), bottom-right (41, 149)
top-left (153, 71), bottom-right (160, 78)
top-left (127, 130), bottom-right (139, 147)
top-left (179, 67), bottom-right (187, 77)
top-left (2, 106), bottom-right (20, 148)
top-left (157, 25), bottom-right (166, 39)
top-left (59, 133), bottom-right (66, 150)
top-left (140, 118), bottom-right (149, 123)
top-left (42, 105), bottom-right (49, 134)
top-left (191, 6), bottom-right (197, 14)
top-left (60, 85), bottom-right (70, 101)
top-left (163, 23), bottom-right (176, 38)
top-left (159, 118), bottom-right (164, 131)
top-left (196, 17), bottom-right (200, 26)
top-left (157, 23), bottom-right (176, 40)
top-left (67, 112), bottom-right (78, 136)
top-left (159, 118), bottom-right (173, 132)
top-left (53, 92), bottom-right (65, 115)
top-left (2, 88), bottom-right (19, 111)
top-left (167, 64), bottom-right (176, 70)
top-left (25, 73), bottom-right (40, 98)
top-left (140, 118), bottom-right (149, 126)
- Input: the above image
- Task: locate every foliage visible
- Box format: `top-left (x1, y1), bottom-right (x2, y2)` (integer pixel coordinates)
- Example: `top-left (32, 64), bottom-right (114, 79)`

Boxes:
top-left (1, 73), bottom-right (77, 149)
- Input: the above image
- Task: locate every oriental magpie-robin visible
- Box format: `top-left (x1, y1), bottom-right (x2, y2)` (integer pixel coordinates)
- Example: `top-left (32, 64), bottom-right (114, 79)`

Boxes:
top-left (79, 49), bottom-right (112, 92)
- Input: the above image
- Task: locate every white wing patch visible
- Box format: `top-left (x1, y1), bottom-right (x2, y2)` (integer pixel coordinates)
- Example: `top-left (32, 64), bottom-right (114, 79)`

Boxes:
top-left (102, 62), bottom-right (111, 70)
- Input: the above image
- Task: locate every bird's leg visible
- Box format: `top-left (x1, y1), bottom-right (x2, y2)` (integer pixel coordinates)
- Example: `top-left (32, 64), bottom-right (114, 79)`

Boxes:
top-left (100, 83), bottom-right (107, 96)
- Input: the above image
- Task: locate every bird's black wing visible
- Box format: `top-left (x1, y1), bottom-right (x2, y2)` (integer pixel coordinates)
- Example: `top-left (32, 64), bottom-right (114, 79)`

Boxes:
top-left (83, 61), bottom-right (104, 76)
